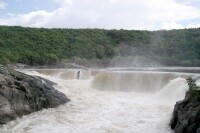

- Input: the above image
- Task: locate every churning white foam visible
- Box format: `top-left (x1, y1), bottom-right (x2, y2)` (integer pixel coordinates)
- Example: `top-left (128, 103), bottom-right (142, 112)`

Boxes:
top-left (0, 69), bottom-right (192, 133)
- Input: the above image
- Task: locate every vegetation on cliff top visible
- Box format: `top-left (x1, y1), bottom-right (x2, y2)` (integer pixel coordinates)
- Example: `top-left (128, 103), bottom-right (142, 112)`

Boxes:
top-left (0, 26), bottom-right (200, 66)
top-left (187, 77), bottom-right (200, 100)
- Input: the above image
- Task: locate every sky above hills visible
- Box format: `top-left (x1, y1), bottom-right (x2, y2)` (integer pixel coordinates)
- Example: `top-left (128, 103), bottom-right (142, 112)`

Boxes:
top-left (0, 0), bottom-right (200, 30)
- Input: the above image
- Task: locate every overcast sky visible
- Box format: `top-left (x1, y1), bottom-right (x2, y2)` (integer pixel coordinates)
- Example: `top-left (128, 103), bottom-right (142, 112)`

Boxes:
top-left (0, 0), bottom-right (200, 30)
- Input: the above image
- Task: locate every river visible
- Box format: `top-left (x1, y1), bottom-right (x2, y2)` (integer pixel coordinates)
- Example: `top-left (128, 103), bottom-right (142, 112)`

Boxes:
top-left (1, 67), bottom-right (199, 133)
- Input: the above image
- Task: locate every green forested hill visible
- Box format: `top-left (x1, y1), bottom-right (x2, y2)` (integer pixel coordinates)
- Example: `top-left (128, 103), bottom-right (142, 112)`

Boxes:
top-left (0, 26), bottom-right (200, 66)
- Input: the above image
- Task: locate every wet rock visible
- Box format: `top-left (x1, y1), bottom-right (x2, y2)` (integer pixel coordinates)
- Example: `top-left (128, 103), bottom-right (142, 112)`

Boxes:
top-left (6, 63), bottom-right (29, 69)
top-left (0, 65), bottom-right (70, 124)
top-left (170, 91), bottom-right (200, 133)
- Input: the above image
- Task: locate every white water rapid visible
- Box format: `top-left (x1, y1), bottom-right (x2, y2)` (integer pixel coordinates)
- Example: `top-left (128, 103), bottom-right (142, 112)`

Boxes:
top-left (0, 68), bottom-right (196, 133)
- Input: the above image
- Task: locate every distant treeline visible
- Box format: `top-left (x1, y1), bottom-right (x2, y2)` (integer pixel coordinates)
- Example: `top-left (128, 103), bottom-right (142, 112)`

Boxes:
top-left (0, 26), bottom-right (200, 66)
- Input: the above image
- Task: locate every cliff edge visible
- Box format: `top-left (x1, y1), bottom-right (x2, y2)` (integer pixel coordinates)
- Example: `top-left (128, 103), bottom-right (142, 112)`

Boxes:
top-left (170, 78), bottom-right (200, 133)
top-left (0, 65), bottom-right (70, 124)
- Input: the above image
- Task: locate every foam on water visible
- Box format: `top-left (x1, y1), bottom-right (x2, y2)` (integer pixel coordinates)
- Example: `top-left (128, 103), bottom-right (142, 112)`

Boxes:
top-left (155, 77), bottom-right (188, 105)
top-left (0, 69), bottom-right (193, 133)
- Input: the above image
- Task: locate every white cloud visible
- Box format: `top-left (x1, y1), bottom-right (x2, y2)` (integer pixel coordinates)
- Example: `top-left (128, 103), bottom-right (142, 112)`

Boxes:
top-left (0, 1), bottom-right (7, 9)
top-left (157, 22), bottom-right (200, 30)
top-left (0, 10), bottom-right (53, 27)
top-left (187, 23), bottom-right (200, 28)
top-left (175, 0), bottom-right (200, 6)
top-left (0, 0), bottom-right (200, 30)
top-left (159, 22), bottom-right (184, 30)
top-left (54, 0), bottom-right (72, 5)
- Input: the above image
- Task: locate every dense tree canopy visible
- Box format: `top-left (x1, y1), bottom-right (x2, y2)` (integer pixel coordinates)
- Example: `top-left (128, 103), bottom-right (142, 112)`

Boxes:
top-left (0, 26), bottom-right (200, 66)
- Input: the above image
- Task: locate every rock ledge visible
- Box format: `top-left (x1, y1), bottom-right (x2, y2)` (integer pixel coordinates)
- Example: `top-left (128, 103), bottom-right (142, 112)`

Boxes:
top-left (0, 65), bottom-right (70, 124)
top-left (170, 91), bottom-right (200, 133)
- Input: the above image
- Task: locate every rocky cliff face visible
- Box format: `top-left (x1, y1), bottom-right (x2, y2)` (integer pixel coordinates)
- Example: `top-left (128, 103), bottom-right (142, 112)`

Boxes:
top-left (170, 91), bottom-right (200, 133)
top-left (0, 65), bottom-right (70, 124)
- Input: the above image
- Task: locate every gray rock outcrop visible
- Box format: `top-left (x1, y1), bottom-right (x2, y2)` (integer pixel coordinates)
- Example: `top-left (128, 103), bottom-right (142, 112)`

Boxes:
top-left (170, 91), bottom-right (200, 133)
top-left (0, 65), bottom-right (70, 124)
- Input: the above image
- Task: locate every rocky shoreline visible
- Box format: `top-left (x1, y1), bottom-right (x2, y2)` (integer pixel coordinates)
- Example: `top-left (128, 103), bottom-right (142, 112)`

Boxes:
top-left (170, 91), bottom-right (200, 133)
top-left (0, 65), bottom-right (70, 124)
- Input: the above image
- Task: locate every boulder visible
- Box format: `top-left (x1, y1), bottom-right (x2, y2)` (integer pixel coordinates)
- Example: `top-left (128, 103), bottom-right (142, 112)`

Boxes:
top-left (0, 65), bottom-right (70, 124)
top-left (170, 91), bottom-right (200, 133)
